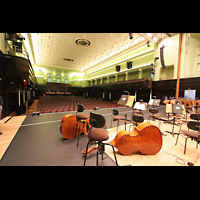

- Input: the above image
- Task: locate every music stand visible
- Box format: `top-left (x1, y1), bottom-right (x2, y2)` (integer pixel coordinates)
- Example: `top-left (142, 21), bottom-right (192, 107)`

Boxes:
top-left (133, 102), bottom-right (147, 115)
top-left (148, 99), bottom-right (161, 108)
top-left (118, 95), bottom-right (135, 130)
top-left (165, 104), bottom-right (184, 136)
top-left (118, 95), bottom-right (129, 106)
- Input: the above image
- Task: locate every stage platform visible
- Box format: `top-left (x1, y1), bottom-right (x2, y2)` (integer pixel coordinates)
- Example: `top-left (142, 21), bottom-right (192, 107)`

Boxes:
top-left (0, 106), bottom-right (199, 166)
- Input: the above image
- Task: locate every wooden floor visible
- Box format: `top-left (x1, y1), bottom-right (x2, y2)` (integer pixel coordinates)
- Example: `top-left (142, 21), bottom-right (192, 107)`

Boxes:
top-left (0, 105), bottom-right (200, 166)
top-left (0, 115), bottom-right (26, 160)
top-left (105, 120), bottom-right (200, 166)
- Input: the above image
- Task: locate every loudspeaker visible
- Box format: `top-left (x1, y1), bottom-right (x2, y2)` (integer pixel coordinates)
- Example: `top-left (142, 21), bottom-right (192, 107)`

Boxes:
top-left (127, 61), bottom-right (132, 69)
top-left (160, 46), bottom-right (166, 69)
top-left (116, 65), bottom-right (120, 72)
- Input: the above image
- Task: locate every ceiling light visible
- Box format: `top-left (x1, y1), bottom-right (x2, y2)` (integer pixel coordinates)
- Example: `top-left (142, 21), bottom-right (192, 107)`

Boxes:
top-left (75, 38), bottom-right (91, 47)
top-left (129, 33), bottom-right (133, 39)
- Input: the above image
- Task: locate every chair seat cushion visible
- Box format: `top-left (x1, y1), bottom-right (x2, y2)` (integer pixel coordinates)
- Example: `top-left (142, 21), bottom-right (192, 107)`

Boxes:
top-left (181, 130), bottom-right (199, 138)
top-left (77, 114), bottom-right (89, 119)
top-left (90, 128), bottom-right (109, 141)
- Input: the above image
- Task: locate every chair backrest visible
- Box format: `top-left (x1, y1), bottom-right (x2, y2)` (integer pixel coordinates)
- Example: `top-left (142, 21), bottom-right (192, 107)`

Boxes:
top-left (132, 114), bottom-right (144, 123)
top-left (113, 109), bottom-right (119, 116)
top-left (90, 112), bottom-right (106, 128)
top-left (190, 114), bottom-right (200, 121)
top-left (187, 121), bottom-right (200, 131)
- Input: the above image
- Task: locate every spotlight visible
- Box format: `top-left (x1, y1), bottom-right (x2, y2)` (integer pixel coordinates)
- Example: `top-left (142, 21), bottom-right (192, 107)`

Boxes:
top-left (151, 69), bottom-right (155, 75)
top-left (147, 41), bottom-right (150, 47)
top-left (129, 33), bottom-right (133, 39)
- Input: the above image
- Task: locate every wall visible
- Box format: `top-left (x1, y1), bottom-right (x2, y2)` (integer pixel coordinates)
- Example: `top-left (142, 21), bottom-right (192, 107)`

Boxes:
top-left (180, 33), bottom-right (200, 79)
top-left (153, 33), bottom-right (200, 81)
top-left (33, 64), bottom-right (87, 87)
top-left (85, 43), bottom-right (154, 86)
top-left (153, 34), bottom-right (179, 81)
top-left (0, 33), bottom-right (6, 53)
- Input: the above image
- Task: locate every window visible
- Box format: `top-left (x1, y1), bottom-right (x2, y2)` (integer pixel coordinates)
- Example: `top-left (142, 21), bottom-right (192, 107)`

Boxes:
top-left (57, 74), bottom-right (61, 83)
top-left (47, 73), bottom-right (52, 82)
top-left (65, 75), bottom-right (68, 83)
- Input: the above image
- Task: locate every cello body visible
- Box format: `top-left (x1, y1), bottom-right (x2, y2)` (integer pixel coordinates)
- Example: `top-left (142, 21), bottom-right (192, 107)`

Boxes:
top-left (60, 114), bottom-right (89, 139)
top-left (110, 122), bottom-right (162, 156)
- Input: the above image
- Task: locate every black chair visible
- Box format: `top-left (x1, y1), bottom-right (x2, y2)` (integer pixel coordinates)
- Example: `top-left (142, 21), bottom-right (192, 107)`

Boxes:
top-left (175, 121), bottom-right (200, 154)
top-left (84, 112), bottom-right (118, 166)
top-left (110, 109), bottom-right (124, 131)
top-left (148, 108), bottom-right (160, 122)
top-left (190, 113), bottom-right (200, 121)
top-left (129, 114), bottom-right (144, 131)
top-left (75, 104), bottom-right (90, 147)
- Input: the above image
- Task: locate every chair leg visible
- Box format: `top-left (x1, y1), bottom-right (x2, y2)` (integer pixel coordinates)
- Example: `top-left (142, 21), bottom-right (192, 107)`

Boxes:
top-left (175, 133), bottom-right (180, 145)
top-left (100, 143), bottom-right (104, 160)
top-left (110, 118), bottom-right (113, 128)
top-left (96, 142), bottom-right (100, 166)
top-left (83, 141), bottom-right (89, 166)
top-left (77, 124), bottom-right (82, 147)
top-left (184, 137), bottom-right (188, 154)
top-left (117, 120), bottom-right (119, 131)
top-left (75, 122), bottom-right (79, 138)
top-left (104, 143), bottom-right (118, 166)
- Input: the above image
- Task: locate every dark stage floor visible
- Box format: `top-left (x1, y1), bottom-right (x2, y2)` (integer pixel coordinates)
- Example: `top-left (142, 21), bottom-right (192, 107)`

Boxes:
top-left (0, 106), bottom-right (165, 166)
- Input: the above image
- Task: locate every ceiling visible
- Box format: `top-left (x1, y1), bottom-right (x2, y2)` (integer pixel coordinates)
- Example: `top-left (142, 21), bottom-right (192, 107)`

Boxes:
top-left (28, 33), bottom-right (176, 72)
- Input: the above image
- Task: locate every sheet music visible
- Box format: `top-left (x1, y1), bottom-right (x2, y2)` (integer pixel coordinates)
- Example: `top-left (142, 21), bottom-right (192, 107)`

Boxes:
top-left (134, 102), bottom-right (147, 111)
top-left (126, 96), bottom-right (135, 107)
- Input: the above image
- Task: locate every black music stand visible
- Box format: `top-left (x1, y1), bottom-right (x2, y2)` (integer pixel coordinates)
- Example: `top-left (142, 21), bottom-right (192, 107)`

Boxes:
top-left (118, 94), bottom-right (135, 130)
top-left (165, 104), bottom-right (184, 137)
top-left (148, 99), bottom-right (161, 108)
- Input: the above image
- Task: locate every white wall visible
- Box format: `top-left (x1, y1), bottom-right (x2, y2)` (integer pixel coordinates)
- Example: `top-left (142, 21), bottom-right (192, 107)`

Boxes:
top-left (153, 33), bottom-right (200, 81)
top-left (153, 34), bottom-right (179, 81)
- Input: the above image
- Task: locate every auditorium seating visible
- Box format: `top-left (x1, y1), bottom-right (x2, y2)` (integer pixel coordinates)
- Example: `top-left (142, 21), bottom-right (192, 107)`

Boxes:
top-left (37, 96), bottom-right (124, 114)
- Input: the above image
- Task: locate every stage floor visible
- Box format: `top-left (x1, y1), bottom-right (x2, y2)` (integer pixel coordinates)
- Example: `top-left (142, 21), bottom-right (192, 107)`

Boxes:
top-left (0, 106), bottom-right (199, 166)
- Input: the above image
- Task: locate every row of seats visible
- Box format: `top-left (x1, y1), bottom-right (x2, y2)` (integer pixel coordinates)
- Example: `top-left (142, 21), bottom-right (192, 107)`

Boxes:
top-left (37, 96), bottom-right (124, 114)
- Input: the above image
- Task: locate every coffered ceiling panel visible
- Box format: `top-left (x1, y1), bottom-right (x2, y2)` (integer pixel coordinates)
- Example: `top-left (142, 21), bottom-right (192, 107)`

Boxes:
top-left (28, 33), bottom-right (146, 72)
top-left (28, 33), bottom-right (177, 72)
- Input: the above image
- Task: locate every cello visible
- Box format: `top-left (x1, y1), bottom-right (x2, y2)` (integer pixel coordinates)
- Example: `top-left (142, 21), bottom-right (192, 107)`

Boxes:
top-left (60, 114), bottom-right (89, 139)
top-left (110, 122), bottom-right (162, 156)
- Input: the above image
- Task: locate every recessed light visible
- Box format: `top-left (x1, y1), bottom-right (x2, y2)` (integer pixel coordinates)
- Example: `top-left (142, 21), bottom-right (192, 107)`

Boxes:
top-left (75, 38), bottom-right (91, 47)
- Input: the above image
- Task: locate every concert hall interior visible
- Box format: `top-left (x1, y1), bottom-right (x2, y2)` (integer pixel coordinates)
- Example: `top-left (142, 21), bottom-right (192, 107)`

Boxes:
top-left (0, 33), bottom-right (200, 166)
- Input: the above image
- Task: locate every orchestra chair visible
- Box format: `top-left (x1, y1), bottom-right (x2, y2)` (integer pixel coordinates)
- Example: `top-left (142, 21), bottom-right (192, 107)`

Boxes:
top-left (75, 104), bottom-right (90, 147)
top-left (175, 120), bottom-right (200, 154)
top-left (129, 114), bottom-right (144, 131)
top-left (110, 109), bottom-right (124, 131)
top-left (190, 113), bottom-right (200, 121)
top-left (84, 112), bottom-right (118, 166)
top-left (148, 108), bottom-right (161, 122)
top-left (163, 99), bottom-right (170, 105)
